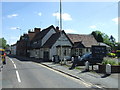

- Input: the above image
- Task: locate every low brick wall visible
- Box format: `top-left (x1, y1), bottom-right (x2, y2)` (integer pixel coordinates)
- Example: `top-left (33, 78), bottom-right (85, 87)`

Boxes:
top-left (98, 64), bottom-right (120, 73)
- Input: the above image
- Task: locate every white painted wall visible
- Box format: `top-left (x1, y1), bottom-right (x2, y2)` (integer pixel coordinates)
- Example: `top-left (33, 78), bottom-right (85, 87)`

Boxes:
top-left (35, 49), bottom-right (39, 58)
top-left (40, 48), bottom-right (43, 58)
top-left (30, 49), bottom-right (36, 58)
top-left (42, 28), bottom-right (56, 46)
top-left (50, 33), bottom-right (72, 60)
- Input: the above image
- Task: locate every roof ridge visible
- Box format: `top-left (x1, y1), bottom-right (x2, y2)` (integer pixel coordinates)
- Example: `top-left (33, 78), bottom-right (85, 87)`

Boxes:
top-left (67, 33), bottom-right (91, 35)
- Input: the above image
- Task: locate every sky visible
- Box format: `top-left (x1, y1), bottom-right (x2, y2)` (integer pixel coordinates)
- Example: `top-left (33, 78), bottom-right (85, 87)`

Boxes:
top-left (1, 1), bottom-right (118, 45)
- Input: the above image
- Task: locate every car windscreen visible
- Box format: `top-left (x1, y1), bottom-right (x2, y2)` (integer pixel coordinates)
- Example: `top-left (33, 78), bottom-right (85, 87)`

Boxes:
top-left (81, 53), bottom-right (90, 58)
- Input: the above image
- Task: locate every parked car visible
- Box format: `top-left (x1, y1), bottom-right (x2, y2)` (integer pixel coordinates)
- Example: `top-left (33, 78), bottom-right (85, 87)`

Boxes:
top-left (79, 53), bottom-right (92, 64)
top-left (69, 53), bottom-right (102, 70)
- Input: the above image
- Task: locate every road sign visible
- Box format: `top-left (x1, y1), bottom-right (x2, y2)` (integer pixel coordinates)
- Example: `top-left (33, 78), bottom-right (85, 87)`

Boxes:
top-left (91, 45), bottom-right (107, 63)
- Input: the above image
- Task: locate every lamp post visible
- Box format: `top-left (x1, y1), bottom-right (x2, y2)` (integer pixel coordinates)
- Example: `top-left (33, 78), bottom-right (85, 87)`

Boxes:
top-left (16, 27), bottom-right (22, 38)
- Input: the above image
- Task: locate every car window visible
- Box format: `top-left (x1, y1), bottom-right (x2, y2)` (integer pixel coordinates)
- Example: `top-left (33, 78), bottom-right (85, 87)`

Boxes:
top-left (81, 53), bottom-right (90, 58)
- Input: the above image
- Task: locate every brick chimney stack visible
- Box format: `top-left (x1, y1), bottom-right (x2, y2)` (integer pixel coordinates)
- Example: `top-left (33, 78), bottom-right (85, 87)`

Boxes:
top-left (34, 28), bottom-right (41, 33)
top-left (56, 26), bottom-right (59, 31)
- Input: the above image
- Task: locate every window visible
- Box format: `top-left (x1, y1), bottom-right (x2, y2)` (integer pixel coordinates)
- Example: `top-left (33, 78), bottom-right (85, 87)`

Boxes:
top-left (64, 49), bottom-right (67, 56)
top-left (79, 49), bottom-right (82, 56)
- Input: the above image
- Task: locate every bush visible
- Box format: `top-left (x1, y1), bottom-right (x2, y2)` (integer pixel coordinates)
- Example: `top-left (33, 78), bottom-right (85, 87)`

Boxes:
top-left (102, 57), bottom-right (119, 65)
top-left (107, 53), bottom-right (116, 58)
top-left (116, 50), bottom-right (120, 53)
top-left (116, 50), bottom-right (120, 58)
top-left (118, 62), bottom-right (120, 65)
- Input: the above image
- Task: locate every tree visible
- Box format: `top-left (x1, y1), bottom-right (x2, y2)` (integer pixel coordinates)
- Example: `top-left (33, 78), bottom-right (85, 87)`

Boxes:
top-left (91, 31), bottom-right (103, 42)
top-left (91, 30), bottom-right (116, 48)
top-left (0, 38), bottom-right (7, 49)
top-left (91, 31), bottom-right (97, 40)
top-left (109, 35), bottom-right (115, 45)
top-left (97, 33), bottom-right (103, 42)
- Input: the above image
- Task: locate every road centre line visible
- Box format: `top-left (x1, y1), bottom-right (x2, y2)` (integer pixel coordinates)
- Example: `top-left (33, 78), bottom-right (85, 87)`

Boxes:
top-left (9, 58), bottom-right (14, 64)
top-left (13, 64), bottom-right (17, 69)
top-left (9, 57), bottom-right (21, 83)
top-left (16, 70), bottom-right (21, 83)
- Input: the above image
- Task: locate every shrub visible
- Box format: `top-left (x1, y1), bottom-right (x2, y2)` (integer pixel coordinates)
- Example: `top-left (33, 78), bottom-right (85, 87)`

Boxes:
top-left (118, 62), bottom-right (120, 65)
top-left (102, 57), bottom-right (118, 65)
top-left (107, 53), bottom-right (116, 58)
top-left (116, 50), bottom-right (120, 58)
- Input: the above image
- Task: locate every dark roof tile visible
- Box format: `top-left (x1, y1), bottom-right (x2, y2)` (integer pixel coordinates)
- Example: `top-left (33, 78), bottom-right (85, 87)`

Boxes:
top-left (67, 34), bottom-right (98, 47)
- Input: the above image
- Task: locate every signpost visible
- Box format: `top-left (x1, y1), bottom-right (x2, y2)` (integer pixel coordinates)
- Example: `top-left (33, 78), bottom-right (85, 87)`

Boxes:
top-left (92, 45), bottom-right (106, 62)
top-left (91, 45), bottom-right (107, 70)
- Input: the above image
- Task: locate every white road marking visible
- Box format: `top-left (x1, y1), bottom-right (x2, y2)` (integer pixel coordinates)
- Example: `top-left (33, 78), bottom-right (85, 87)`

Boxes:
top-left (8, 57), bottom-right (21, 83)
top-left (13, 64), bottom-right (17, 69)
top-left (35, 63), bottom-right (94, 88)
top-left (16, 70), bottom-right (21, 83)
top-left (9, 58), bottom-right (14, 64)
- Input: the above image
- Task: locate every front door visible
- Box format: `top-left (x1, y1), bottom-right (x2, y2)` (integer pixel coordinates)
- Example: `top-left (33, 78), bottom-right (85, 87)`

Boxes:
top-left (43, 51), bottom-right (49, 60)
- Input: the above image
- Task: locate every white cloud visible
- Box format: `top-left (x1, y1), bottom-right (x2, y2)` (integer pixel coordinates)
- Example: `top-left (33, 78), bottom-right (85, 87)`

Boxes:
top-left (64, 29), bottom-right (77, 33)
top-left (53, 12), bottom-right (72, 21)
top-left (10, 27), bottom-right (19, 30)
top-left (38, 12), bottom-right (42, 16)
top-left (7, 14), bottom-right (18, 18)
top-left (112, 17), bottom-right (118, 24)
top-left (89, 25), bottom-right (97, 29)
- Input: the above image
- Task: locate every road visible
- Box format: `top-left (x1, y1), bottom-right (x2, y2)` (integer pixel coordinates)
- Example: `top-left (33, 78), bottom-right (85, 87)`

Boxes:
top-left (1, 56), bottom-right (95, 88)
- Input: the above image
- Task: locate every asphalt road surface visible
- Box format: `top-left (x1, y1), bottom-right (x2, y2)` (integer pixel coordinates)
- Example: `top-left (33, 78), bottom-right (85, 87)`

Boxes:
top-left (1, 56), bottom-right (95, 88)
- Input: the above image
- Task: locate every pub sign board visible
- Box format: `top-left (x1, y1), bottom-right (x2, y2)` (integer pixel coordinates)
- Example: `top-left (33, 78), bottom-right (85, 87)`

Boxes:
top-left (92, 45), bottom-right (107, 59)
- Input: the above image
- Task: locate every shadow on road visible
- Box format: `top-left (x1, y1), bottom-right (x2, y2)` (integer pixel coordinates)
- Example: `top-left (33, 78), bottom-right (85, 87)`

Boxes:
top-left (7, 55), bottom-right (51, 63)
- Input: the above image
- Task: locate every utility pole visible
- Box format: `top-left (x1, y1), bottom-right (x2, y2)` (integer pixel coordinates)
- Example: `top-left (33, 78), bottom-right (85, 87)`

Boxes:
top-left (60, 0), bottom-right (63, 65)
top-left (60, 0), bottom-right (62, 31)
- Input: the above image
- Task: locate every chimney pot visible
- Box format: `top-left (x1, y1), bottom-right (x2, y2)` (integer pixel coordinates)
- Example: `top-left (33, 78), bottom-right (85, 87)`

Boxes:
top-left (56, 26), bottom-right (59, 31)
top-left (34, 28), bottom-right (41, 33)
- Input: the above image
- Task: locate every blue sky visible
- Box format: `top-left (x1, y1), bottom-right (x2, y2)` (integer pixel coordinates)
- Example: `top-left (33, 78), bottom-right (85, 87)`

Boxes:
top-left (2, 1), bottom-right (118, 45)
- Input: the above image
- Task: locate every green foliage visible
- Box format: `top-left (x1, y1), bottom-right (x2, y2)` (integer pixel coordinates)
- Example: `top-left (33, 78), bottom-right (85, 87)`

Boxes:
top-left (116, 50), bottom-right (120, 53)
top-left (102, 57), bottom-right (119, 65)
top-left (0, 38), bottom-right (7, 49)
top-left (91, 30), bottom-right (116, 48)
top-left (109, 35), bottom-right (115, 44)
top-left (107, 53), bottom-right (116, 57)
top-left (97, 33), bottom-right (103, 42)
top-left (118, 62), bottom-right (120, 65)
top-left (116, 50), bottom-right (120, 57)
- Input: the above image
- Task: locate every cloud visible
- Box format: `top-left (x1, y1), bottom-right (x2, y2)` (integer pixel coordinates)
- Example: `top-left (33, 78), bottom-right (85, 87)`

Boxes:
top-left (64, 29), bottom-right (77, 33)
top-left (89, 25), bottom-right (97, 29)
top-left (7, 14), bottom-right (18, 18)
top-left (38, 12), bottom-right (42, 16)
top-left (112, 17), bottom-right (118, 24)
top-left (53, 12), bottom-right (72, 21)
top-left (10, 27), bottom-right (19, 30)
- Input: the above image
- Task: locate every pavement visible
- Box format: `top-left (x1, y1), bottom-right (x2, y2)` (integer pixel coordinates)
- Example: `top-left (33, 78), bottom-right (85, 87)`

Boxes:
top-left (41, 62), bottom-right (119, 89)
top-left (7, 55), bottom-right (120, 89)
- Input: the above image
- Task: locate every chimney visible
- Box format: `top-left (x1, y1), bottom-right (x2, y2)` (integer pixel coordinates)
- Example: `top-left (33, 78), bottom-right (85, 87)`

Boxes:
top-left (56, 26), bottom-right (59, 31)
top-left (34, 28), bottom-right (41, 33)
top-left (28, 29), bottom-right (32, 33)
